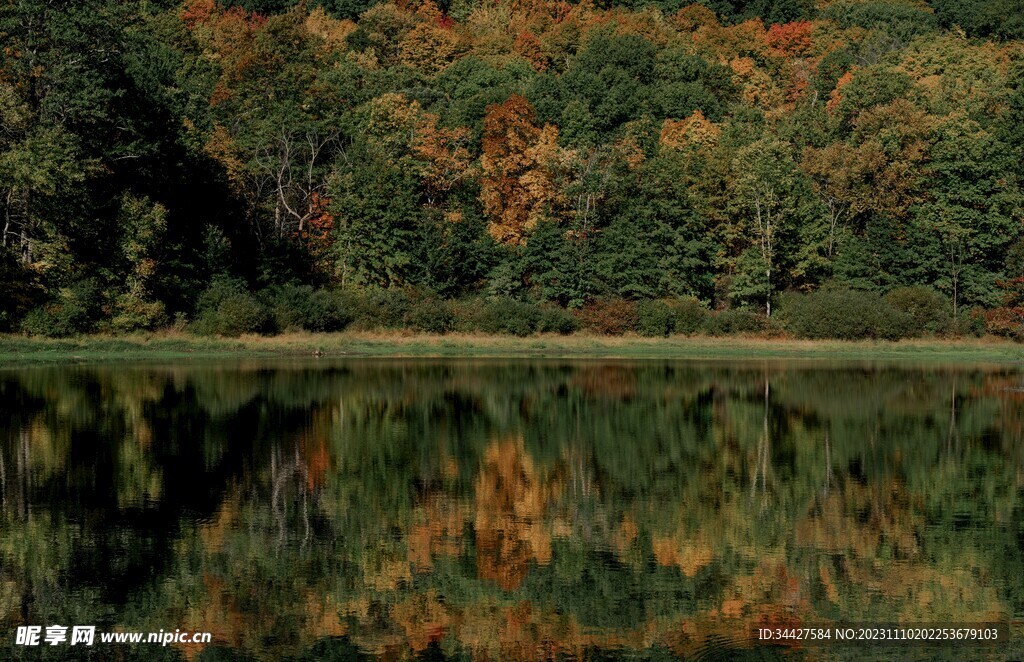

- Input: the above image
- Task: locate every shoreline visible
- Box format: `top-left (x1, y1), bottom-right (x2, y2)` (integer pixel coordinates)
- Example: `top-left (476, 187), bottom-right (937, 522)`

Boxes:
top-left (1, 332), bottom-right (1023, 365)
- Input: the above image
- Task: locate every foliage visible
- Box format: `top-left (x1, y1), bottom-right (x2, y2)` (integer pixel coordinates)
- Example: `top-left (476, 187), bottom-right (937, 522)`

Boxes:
top-left (983, 277), bottom-right (1024, 339)
top-left (192, 277), bottom-right (272, 336)
top-left (344, 287), bottom-right (412, 330)
top-left (457, 297), bottom-right (542, 336)
top-left (20, 280), bottom-right (105, 338)
top-left (265, 284), bottom-right (352, 332)
top-left (700, 308), bottom-right (768, 336)
top-left (778, 288), bottom-right (914, 340)
top-left (536, 304), bottom-right (579, 334)
top-left (1, 0), bottom-right (1023, 342)
top-left (883, 286), bottom-right (951, 336)
top-left (636, 300), bottom-right (676, 337)
top-left (637, 297), bottom-right (709, 337)
top-left (574, 299), bottom-right (639, 335)
top-left (405, 293), bottom-right (455, 333)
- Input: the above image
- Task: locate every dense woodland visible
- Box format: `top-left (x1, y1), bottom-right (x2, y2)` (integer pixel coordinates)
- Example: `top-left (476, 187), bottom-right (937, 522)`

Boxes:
top-left (3, 0), bottom-right (1024, 339)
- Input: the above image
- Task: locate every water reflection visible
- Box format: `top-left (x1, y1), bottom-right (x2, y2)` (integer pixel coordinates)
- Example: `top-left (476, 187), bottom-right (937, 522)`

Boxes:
top-left (0, 360), bottom-right (1022, 660)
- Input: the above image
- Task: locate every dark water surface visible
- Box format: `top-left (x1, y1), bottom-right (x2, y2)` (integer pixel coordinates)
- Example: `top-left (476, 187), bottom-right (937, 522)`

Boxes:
top-left (1, 359), bottom-right (1023, 660)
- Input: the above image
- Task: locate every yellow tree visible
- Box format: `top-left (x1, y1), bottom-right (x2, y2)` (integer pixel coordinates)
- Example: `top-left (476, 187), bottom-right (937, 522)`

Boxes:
top-left (480, 95), bottom-right (568, 245)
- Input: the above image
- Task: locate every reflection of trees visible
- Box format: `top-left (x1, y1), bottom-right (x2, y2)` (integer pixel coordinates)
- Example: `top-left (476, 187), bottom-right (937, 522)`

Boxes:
top-left (0, 362), bottom-right (1022, 659)
top-left (270, 446), bottom-right (312, 547)
top-left (473, 437), bottom-right (558, 591)
top-left (750, 376), bottom-right (773, 511)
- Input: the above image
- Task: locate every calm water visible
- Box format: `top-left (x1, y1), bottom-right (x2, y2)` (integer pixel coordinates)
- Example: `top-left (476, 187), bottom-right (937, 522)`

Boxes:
top-left (1, 360), bottom-right (1022, 660)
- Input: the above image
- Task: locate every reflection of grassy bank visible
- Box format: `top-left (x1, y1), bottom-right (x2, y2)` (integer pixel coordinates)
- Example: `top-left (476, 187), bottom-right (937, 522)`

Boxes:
top-left (2, 332), bottom-right (1024, 364)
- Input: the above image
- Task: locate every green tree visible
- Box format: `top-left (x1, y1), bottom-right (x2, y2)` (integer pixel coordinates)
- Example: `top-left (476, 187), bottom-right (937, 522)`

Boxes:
top-left (912, 120), bottom-right (1023, 316)
top-left (727, 138), bottom-right (811, 315)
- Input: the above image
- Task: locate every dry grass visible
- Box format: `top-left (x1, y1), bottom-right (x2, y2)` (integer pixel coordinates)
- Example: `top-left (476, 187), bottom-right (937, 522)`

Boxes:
top-left (1, 331), bottom-right (1022, 365)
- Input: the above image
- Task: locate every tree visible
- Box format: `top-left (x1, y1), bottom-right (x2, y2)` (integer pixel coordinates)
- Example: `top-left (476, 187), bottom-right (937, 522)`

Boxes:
top-left (330, 144), bottom-right (423, 287)
top-left (110, 194), bottom-right (170, 331)
top-left (197, 5), bottom-right (348, 254)
top-left (538, 31), bottom-right (658, 145)
top-left (594, 148), bottom-right (716, 302)
top-left (912, 120), bottom-right (1022, 315)
top-left (479, 95), bottom-right (567, 245)
top-left (727, 138), bottom-right (809, 315)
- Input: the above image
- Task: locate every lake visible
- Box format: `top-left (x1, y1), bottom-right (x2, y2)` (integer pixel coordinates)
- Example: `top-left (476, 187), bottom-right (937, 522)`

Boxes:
top-left (1, 359), bottom-right (1021, 660)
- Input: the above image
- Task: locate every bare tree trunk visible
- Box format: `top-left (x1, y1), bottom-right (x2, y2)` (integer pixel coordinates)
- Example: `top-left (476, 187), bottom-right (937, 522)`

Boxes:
top-left (823, 431), bottom-right (833, 497)
top-left (0, 443), bottom-right (6, 513)
top-left (18, 191), bottom-right (32, 265)
top-left (751, 377), bottom-right (771, 504)
top-left (2, 188), bottom-right (13, 249)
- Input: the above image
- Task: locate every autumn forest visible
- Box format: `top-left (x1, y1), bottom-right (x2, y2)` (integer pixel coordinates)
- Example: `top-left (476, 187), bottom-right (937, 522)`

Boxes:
top-left (3, 0), bottom-right (1024, 339)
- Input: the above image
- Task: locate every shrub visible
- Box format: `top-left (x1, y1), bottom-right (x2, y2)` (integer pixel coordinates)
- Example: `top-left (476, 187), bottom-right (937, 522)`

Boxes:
top-left (305, 289), bottom-right (352, 332)
top-left (447, 299), bottom-right (485, 333)
top-left (981, 277), bottom-right (1024, 340)
top-left (983, 306), bottom-right (1024, 340)
top-left (266, 284), bottom-right (309, 331)
top-left (109, 294), bottom-right (167, 332)
top-left (0, 254), bottom-right (35, 332)
top-left (406, 296), bottom-right (454, 333)
top-left (634, 303), bottom-right (675, 340)
top-left (701, 308), bottom-right (767, 336)
top-left (474, 298), bottom-right (542, 336)
top-left (216, 293), bottom-right (270, 336)
top-left (883, 286), bottom-right (951, 336)
top-left (574, 299), bottom-right (638, 335)
top-left (669, 297), bottom-right (709, 335)
top-left (449, 298), bottom-right (578, 336)
top-left (778, 288), bottom-right (913, 340)
top-left (454, 297), bottom-right (526, 335)
top-left (192, 277), bottom-right (270, 336)
top-left (637, 300), bottom-right (674, 337)
top-left (20, 279), bottom-right (104, 337)
top-left (345, 287), bottom-right (411, 330)
top-left (636, 298), bottom-right (710, 337)
top-left (266, 285), bottom-right (351, 333)
top-left (536, 304), bottom-right (578, 334)
top-left (500, 299), bottom-right (543, 336)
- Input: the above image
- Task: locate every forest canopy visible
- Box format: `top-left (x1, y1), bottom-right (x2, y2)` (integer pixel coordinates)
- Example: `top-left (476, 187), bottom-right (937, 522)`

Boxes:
top-left (1, 0), bottom-right (1024, 338)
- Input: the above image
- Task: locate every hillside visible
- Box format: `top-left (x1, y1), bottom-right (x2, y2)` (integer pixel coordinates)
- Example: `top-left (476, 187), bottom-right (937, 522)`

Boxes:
top-left (2, 0), bottom-right (1023, 339)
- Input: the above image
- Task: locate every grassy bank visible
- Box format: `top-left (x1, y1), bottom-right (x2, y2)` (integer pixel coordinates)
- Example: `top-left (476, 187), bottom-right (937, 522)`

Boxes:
top-left (2, 332), bottom-right (1024, 365)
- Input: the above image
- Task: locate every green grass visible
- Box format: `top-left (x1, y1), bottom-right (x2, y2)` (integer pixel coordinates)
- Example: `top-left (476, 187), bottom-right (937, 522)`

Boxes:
top-left (1, 331), bottom-right (1023, 365)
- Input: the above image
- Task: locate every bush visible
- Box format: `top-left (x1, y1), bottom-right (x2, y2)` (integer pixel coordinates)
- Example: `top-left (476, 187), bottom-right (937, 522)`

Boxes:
top-left (497, 299), bottom-right (542, 336)
top-left (406, 296), bottom-right (454, 333)
top-left (701, 308), bottom-right (767, 336)
top-left (345, 287), bottom-right (411, 330)
top-left (109, 294), bottom-right (167, 332)
top-left (981, 277), bottom-right (1024, 339)
top-left (0, 253), bottom-right (36, 332)
top-left (192, 277), bottom-right (270, 336)
top-left (883, 286), bottom-right (951, 336)
top-left (449, 298), bottom-right (578, 336)
top-left (20, 279), bottom-right (105, 337)
top-left (574, 299), bottom-right (639, 335)
top-left (778, 288), bottom-right (913, 340)
top-left (306, 289), bottom-right (352, 332)
top-left (265, 285), bottom-right (351, 333)
top-left (669, 297), bottom-right (709, 335)
top-left (636, 297), bottom-right (710, 337)
top-left (536, 304), bottom-right (578, 334)
top-left (637, 300), bottom-right (674, 337)
top-left (983, 306), bottom-right (1024, 340)
top-left (470, 298), bottom-right (542, 336)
